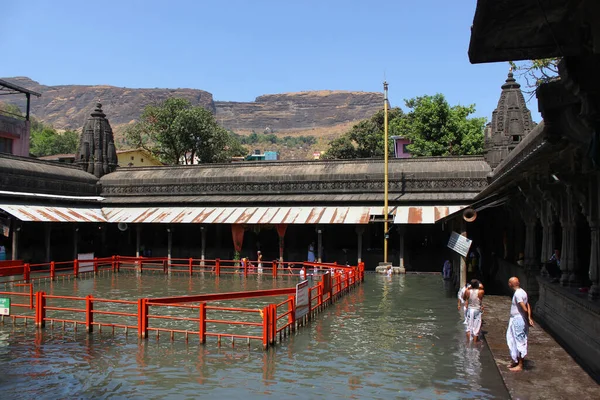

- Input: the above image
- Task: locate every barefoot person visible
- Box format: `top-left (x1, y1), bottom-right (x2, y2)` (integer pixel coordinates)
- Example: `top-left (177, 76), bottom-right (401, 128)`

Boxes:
top-left (464, 279), bottom-right (484, 342)
top-left (506, 277), bottom-right (534, 371)
top-left (457, 282), bottom-right (470, 324)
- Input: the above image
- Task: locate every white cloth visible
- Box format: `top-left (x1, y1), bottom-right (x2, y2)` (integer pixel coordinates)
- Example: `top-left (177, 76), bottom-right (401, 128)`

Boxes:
top-left (386, 268), bottom-right (393, 277)
top-left (506, 315), bottom-right (528, 362)
top-left (507, 288), bottom-right (529, 362)
top-left (466, 308), bottom-right (482, 337)
top-left (511, 288), bottom-right (528, 317)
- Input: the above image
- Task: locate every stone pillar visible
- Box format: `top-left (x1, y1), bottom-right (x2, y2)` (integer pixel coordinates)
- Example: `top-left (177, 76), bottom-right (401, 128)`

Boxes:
top-left (355, 226), bottom-right (364, 264)
top-left (136, 224), bottom-right (141, 258)
top-left (539, 197), bottom-right (556, 276)
top-left (200, 226), bottom-right (206, 266)
top-left (45, 224), bottom-right (52, 262)
top-left (559, 187), bottom-right (579, 286)
top-left (397, 225), bottom-right (406, 273)
top-left (11, 224), bottom-right (19, 261)
top-left (588, 218), bottom-right (600, 300)
top-left (73, 225), bottom-right (79, 260)
top-left (579, 176), bottom-right (600, 299)
top-left (317, 227), bottom-right (323, 263)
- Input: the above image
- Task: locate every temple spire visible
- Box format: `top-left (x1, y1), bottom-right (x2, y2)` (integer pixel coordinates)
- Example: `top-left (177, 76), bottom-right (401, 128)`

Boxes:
top-left (75, 102), bottom-right (118, 178)
top-left (483, 71), bottom-right (535, 169)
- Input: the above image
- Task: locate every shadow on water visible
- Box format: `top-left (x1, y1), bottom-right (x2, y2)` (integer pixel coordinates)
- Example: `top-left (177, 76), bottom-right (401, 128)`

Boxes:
top-left (0, 273), bottom-right (508, 399)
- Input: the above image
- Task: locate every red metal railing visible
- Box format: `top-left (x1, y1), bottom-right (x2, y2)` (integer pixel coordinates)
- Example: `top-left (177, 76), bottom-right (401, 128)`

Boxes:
top-left (0, 256), bottom-right (365, 349)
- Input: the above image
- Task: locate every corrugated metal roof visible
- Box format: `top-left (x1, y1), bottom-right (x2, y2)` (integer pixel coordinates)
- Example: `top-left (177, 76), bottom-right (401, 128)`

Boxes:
top-left (0, 204), bottom-right (467, 224)
top-left (102, 206), bottom-right (377, 224)
top-left (0, 204), bottom-right (106, 222)
top-left (393, 205), bottom-right (467, 224)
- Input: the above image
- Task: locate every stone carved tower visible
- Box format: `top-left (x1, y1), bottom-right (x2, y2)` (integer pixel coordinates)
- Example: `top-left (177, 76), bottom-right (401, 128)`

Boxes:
top-left (484, 71), bottom-right (535, 169)
top-left (75, 103), bottom-right (118, 178)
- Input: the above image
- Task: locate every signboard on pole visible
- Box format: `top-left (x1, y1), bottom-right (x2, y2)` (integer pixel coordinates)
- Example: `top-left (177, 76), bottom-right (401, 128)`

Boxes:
top-left (295, 280), bottom-right (309, 320)
top-left (447, 231), bottom-right (472, 257)
top-left (0, 297), bottom-right (10, 316)
top-left (78, 253), bottom-right (94, 273)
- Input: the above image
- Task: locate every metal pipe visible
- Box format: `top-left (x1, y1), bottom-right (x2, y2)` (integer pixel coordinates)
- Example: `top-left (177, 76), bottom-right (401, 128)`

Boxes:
top-left (383, 81), bottom-right (389, 264)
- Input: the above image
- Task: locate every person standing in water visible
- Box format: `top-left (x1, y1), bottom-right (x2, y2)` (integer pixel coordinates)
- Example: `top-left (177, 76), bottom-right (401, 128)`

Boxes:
top-left (257, 251), bottom-right (263, 274)
top-left (457, 282), bottom-right (471, 324)
top-left (464, 279), bottom-right (484, 342)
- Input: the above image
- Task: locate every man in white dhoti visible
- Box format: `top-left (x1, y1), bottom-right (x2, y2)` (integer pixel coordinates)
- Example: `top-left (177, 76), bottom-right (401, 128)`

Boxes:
top-left (506, 277), bottom-right (534, 371)
top-left (457, 283), bottom-right (470, 324)
top-left (464, 279), bottom-right (484, 342)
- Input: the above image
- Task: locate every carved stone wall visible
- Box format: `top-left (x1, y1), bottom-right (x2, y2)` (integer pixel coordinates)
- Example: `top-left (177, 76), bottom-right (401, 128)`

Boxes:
top-left (101, 177), bottom-right (487, 197)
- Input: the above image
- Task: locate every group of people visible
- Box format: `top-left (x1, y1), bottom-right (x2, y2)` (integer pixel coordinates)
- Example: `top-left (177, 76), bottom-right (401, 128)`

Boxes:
top-left (456, 276), bottom-right (533, 372)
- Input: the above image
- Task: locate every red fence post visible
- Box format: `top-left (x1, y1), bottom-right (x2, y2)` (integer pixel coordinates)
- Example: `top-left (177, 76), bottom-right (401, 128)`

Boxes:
top-left (199, 302), bottom-right (206, 344)
top-left (287, 295), bottom-right (295, 332)
top-left (270, 304), bottom-right (277, 345)
top-left (272, 261), bottom-right (277, 279)
top-left (50, 261), bottom-right (56, 281)
top-left (29, 284), bottom-right (33, 309)
top-left (189, 258), bottom-right (193, 276)
top-left (74, 259), bottom-right (79, 278)
top-left (24, 263), bottom-right (30, 283)
top-left (111, 256), bottom-right (116, 272)
top-left (138, 298), bottom-right (148, 338)
top-left (86, 295), bottom-right (94, 332)
top-left (262, 306), bottom-right (269, 350)
top-left (116, 255), bottom-right (121, 272)
top-left (307, 287), bottom-right (312, 321)
top-left (243, 258), bottom-right (248, 277)
top-left (35, 291), bottom-right (46, 328)
top-left (93, 257), bottom-right (98, 275)
top-left (215, 259), bottom-right (220, 276)
top-left (163, 259), bottom-right (168, 275)
top-left (318, 282), bottom-right (323, 309)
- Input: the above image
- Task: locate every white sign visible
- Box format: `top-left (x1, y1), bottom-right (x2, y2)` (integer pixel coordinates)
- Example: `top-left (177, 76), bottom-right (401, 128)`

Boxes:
top-left (78, 252), bottom-right (95, 273)
top-left (295, 280), bottom-right (309, 320)
top-left (447, 231), bottom-right (472, 257)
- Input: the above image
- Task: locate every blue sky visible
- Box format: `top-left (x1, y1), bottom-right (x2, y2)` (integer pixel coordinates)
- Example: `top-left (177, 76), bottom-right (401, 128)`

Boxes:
top-left (1, 0), bottom-right (540, 121)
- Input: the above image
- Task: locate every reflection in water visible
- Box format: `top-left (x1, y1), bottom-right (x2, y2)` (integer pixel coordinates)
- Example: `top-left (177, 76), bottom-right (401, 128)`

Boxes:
top-left (0, 274), bottom-right (508, 399)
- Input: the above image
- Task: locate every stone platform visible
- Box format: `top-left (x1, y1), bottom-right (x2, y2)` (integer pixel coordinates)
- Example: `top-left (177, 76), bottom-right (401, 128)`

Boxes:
top-left (482, 295), bottom-right (600, 400)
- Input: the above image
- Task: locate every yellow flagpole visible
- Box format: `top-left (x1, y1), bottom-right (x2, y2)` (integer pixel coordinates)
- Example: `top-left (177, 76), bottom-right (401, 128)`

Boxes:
top-left (383, 81), bottom-right (389, 264)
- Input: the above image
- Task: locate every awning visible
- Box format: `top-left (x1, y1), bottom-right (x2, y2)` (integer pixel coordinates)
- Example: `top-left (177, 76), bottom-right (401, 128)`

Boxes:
top-left (103, 206), bottom-right (382, 224)
top-left (393, 205), bottom-right (467, 224)
top-left (0, 204), bottom-right (107, 222)
top-left (0, 204), bottom-right (468, 225)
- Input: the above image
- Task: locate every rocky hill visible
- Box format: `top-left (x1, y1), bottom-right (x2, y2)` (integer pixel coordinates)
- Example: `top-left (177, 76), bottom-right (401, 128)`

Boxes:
top-left (1, 77), bottom-right (383, 134)
top-left (215, 91), bottom-right (383, 132)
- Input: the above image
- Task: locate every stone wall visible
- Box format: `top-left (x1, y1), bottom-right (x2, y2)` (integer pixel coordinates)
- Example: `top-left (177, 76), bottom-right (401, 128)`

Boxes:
top-left (535, 277), bottom-right (600, 381)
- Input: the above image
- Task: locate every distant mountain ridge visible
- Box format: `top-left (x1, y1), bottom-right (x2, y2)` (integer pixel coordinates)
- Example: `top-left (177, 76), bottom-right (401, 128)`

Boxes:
top-left (1, 77), bottom-right (384, 133)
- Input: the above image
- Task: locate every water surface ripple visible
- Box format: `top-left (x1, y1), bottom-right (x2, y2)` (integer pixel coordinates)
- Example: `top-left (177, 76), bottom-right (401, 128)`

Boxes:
top-left (0, 273), bottom-right (508, 399)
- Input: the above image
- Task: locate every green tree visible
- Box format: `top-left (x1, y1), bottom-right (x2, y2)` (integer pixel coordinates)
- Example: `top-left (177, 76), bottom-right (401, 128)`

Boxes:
top-left (323, 108), bottom-right (404, 159)
top-left (125, 98), bottom-right (246, 164)
top-left (30, 126), bottom-right (80, 157)
top-left (391, 94), bottom-right (485, 157)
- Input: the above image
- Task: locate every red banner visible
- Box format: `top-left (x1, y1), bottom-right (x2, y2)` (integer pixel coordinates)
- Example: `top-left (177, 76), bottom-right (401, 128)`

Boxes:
top-left (231, 224), bottom-right (245, 253)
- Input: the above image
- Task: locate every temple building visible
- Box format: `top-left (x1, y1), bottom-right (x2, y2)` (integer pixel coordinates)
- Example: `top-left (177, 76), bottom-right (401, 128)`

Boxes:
top-left (483, 71), bottom-right (536, 168)
top-left (75, 103), bottom-right (118, 178)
